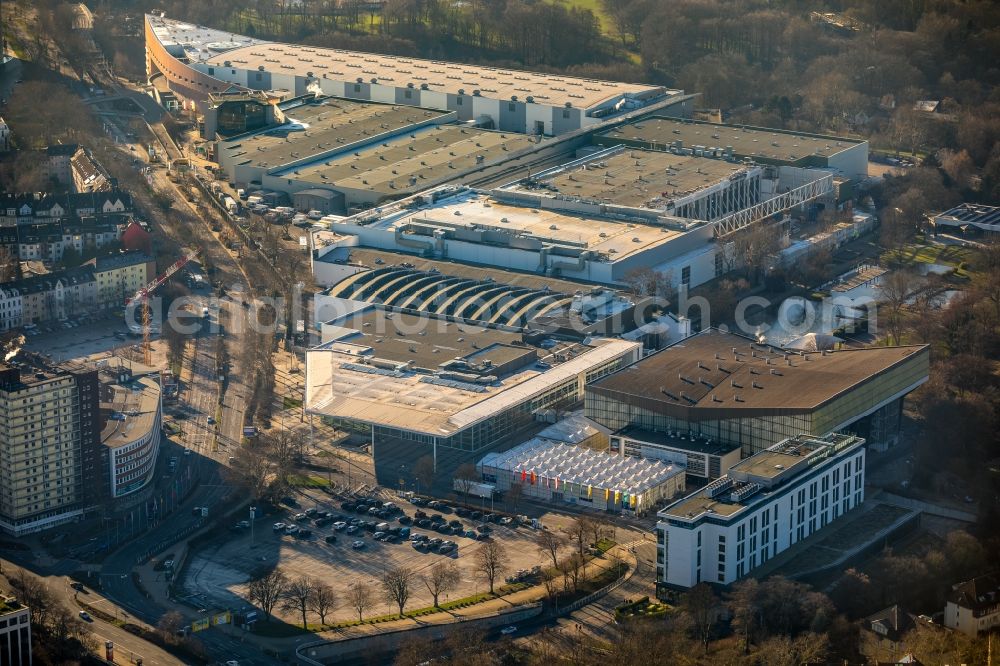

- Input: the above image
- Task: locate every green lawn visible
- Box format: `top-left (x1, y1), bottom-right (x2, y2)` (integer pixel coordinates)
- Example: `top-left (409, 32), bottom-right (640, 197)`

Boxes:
top-left (285, 474), bottom-right (330, 488)
top-left (550, 0), bottom-right (614, 35)
top-left (883, 242), bottom-right (971, 269)
top-left (595, 537), bottom-right (617, 554)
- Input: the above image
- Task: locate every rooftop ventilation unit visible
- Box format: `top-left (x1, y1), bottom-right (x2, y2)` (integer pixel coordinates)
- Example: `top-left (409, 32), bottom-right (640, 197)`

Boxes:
top-left (730, 482), bottom-right (762, 503)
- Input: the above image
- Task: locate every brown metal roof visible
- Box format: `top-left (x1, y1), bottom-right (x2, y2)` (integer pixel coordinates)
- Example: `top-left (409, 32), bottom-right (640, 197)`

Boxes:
top-left (588, 328), bottom-right (928, 417)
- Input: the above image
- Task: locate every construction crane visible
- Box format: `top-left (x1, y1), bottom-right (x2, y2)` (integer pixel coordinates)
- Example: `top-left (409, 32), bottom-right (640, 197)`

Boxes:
top-left (125, 248), bottom-right (199, 365)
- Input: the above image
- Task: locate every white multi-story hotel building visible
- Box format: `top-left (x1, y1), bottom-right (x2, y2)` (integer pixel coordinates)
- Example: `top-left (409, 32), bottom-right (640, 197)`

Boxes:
top-left (656, 432), bottom-right (865, 590)
top-left (0, 596), bottom-right (31, 666)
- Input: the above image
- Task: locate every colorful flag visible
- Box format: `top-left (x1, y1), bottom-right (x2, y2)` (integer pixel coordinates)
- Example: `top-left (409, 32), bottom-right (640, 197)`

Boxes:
top-left (521, 469), bottom-right (527, 483)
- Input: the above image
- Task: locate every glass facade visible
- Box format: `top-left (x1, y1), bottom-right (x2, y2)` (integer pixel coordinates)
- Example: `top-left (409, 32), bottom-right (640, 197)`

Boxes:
top-left (215, 101), bottom-right (268, 136)
top-left (586, 349), bottom-right (928, 456)
top-left (586, 391), bottom-right (813, 456)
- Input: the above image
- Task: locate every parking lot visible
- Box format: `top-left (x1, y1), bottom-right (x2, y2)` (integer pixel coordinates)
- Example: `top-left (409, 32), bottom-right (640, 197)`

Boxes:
top-left (22, 313), bottom-right (141, 361)
top-left (180, 492), bottom-right (577, 622)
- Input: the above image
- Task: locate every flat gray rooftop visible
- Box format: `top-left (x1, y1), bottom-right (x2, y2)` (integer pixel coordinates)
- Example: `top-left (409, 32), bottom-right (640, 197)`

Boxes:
top-left (218, 99), bottom-right (447, 170)
top-left (510, 148), bottom-right (753, 208)
top-left (328, 309), bottom-right (535, 371)
top-left (599, 117), bottom-right (865, 163)
top-left (279, 126), bottom-right (539, 196)
top-left (148, 15), bottom-right (671, 112)
top-left (360, 189), bottom-right (683, 260)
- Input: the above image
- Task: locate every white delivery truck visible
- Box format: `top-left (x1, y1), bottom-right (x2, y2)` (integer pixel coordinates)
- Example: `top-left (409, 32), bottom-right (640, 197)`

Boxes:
top-left (453, 479), bottom-right (496, 499)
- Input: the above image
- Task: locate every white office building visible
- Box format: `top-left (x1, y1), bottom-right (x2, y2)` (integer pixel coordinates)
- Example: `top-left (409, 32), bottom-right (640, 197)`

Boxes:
top-left (656, 432), bottom-right (865, 590)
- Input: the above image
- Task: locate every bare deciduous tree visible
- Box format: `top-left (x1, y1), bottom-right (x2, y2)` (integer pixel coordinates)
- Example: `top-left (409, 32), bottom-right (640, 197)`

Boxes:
top-left (413, 455), bottom-right (435, 494)
top-left (308, 580), bottom-right (337, 626)
top-left (683, 582), bottom-right (719, 653)
top-left (880, 269), bottom-right (925, 345)
top-left (421, 561), bottom-right (460, 608)
top-left (505, 482), bottom-right (523, 513)
top-left (381, 566), bottom-right (414, 618)
top-left (561, 553), bottom-right (585, 593)
top-left (453, 462), bottom-right (478, 497)
top-left (475, 540), bottom-right (509, 595)
top-left (347, 581), bottom-right (374, 623)
top-left (586, 517), bottom-right (609, 548)
top-left (247, 568), bottom-right (288, 622)
top-left (568, 516), bottom-right (591, 557)
top-left (156, 610), bottom-right (185, 643)
top-left (535, 530), bottom-right (567, 569)
top-left (281, 576), bottom-right (313, 629)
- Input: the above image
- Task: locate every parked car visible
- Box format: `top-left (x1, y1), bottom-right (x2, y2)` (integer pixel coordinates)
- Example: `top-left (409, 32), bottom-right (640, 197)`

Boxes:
top-left (398, 515), bottom-right (413, 525)
top-left (499, 516), bottom-right (514, 525)
top-left (272, 522), bottom-right (286, 531)
top-left (236, 520), bottom-right (250, 529)
top-left (79, 611), bottom-right (92, 622)
top-left (418, 519), bottom-right (431, 528)
top-left (324, 535), bottom-right (337, 544)
top-left (333, 521), bottom-right (348, 531)
top-left (464, 530), bottom-right (477, 539)
top-left (305, 508), bottom-right (319, 517)
top-left (352, 540), bottom-right (365, 549)
top-left (296, 529), bottom-right (312, 539)
top-left (437, 543), bottom-right (455, 554)
top-left (293, 513), bottom-right (308, 522)
top-left (285, 525), bottom-right (300, 535)
top-left (346, 526), bottom-right (358, 534)
top-left (449, 519), bottom-right (463, 528)
top-left (500, 625), bottom-right (517, 636)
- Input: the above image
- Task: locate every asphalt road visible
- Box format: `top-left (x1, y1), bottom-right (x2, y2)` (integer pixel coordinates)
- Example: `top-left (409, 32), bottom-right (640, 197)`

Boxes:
top-left (0, 57), bottom-right (22, 107)
top-left (45, 576), bottom-right (181, 666)
top-left (97, 324), bottom-right (233, 612)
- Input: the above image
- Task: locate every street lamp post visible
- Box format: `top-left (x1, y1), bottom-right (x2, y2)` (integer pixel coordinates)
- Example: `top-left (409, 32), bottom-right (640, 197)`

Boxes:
top-left (250, 506), bottom-right (256, 547)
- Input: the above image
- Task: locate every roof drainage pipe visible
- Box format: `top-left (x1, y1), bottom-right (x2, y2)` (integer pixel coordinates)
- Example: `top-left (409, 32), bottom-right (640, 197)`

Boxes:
top-left (434, 229), bottom-right (448, 258)
top-left (537, 245), bottom-right (551, 273)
